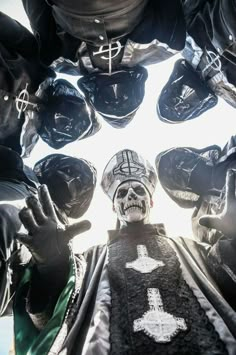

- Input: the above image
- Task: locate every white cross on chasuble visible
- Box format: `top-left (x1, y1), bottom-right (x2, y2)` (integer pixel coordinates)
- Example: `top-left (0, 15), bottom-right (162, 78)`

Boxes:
top-left (133, 288), bottom-right (187, 343)
top-left (126, 245), bottom-right (165, 273)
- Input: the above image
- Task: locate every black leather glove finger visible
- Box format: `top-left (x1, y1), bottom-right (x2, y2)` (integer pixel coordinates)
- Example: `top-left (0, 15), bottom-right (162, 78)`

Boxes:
top-left (17, 185), bottom-right (91, 265)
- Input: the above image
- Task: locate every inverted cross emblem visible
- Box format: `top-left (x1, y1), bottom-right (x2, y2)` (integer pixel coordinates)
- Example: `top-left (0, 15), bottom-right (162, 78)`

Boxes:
top-left (126, 245), bottom-right (165, 273)
top-left (202, 50), bottom-right (222, 74)
top-left (113, 150), bottom-right (146, 178)
top-left (133, 288), bottom-right (187, 343)
top-left (15, 83), bottom-right (38, 119)
top-left (93, 41), bottom-right (123, 74)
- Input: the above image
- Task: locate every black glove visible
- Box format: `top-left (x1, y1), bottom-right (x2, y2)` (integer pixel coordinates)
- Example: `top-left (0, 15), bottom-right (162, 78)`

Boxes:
top-left (16, 184), bottom-right (91, 266)
top-left (199, 169), bottom-right (236, 242)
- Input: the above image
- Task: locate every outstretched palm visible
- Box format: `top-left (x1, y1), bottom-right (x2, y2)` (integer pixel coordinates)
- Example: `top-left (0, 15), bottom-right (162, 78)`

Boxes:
top-left (17, 185), bottom-right (91, 265)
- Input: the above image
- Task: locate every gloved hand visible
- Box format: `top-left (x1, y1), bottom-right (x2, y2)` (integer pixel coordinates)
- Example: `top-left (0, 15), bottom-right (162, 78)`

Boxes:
top-left (199, 169), bottom-right (236, 241)
top-left (16, 184), bottom-right (91, 266)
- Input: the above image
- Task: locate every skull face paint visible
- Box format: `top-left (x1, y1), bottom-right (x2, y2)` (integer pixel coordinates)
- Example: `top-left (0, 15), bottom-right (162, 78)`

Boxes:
top-left (113, 181), bottom-right (152, 225)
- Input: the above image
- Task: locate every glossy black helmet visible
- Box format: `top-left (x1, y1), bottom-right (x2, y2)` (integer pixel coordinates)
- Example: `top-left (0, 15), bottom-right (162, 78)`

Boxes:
top-left (155, 145), bottom-right (224, 208)
top-left (37, 78), bottom-right (101, 149)
top-left (155, 140), bottom-right (236, 243)
top-left (157, 59), bottom-right (218, 123)
top-left (78, 66), bottom-right (148, 128)
top-left (34, 154), bottom-right (97, 218)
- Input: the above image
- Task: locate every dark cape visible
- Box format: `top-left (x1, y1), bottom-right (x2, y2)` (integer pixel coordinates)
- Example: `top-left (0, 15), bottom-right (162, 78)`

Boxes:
top-left (0, 12), bottom-right (53, 155)
top-left (22, 0), bottom-right (186, 66)
top-left (182, 0), bottom-right (236, 109)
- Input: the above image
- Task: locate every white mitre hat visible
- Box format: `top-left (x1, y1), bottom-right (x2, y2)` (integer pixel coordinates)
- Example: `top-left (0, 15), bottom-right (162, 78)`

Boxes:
top-left (101, 149), bottom-right (157, 200)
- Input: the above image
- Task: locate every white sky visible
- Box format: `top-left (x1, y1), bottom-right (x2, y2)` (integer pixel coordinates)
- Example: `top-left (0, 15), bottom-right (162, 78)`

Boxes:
top-left (1, 1), bottom-right (236, 354)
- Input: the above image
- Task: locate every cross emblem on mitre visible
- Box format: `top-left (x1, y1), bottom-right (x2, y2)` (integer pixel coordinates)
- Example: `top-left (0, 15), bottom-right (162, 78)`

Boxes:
top-left (133, 288), bottom-right (187, 343)
top-left (126, 245), bottom-right (165, 273)
top-left (113, 150), bottom-right (146, 178)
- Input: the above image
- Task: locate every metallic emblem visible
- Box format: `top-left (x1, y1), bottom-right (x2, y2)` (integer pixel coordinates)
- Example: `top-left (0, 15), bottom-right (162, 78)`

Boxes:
top-left (202, 50), bottom-right (222, 74)
top-left (93, 41), bottom-right (123, 74)
top-left (93, 41), bottom-right (123, 60)
top-left (15, 83), bottom-right (38, 119)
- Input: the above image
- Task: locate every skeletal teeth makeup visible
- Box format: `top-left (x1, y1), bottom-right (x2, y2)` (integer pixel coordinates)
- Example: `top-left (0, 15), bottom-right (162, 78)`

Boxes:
top-left (124, 202), bottom-right (142, 211)
top-left (113, 181), bottom-right (152, 225)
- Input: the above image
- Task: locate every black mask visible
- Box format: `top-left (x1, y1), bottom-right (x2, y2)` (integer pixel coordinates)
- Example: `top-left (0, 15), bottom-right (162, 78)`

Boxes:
top-left (157, 59), bottom-right (218, 123)
top-left (38, 79), bottom-right (101, 149)
top-left (155, 145), bottom-right (223, 209)
top-left (34, 154), bottom-right (97, 218)
top-left (78, 66), bottom-right (148, 127)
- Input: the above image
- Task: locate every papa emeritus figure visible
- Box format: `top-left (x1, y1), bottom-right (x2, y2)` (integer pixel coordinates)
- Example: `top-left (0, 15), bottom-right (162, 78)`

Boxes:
top-left (14, 150), bottom-right (236, 354)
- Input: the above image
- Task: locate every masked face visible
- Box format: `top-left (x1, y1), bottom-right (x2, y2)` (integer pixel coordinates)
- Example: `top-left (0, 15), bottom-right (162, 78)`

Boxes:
top-left (158, 59), bottom-right (217, 123)
top-left (77, 67), bottom-right (148, 125)
top-left (51, 159), bottom-right (95, 219)
top-left (34, 155), bottom-right (96, 219)
top-left (113, 181), bottom-right (152, 226)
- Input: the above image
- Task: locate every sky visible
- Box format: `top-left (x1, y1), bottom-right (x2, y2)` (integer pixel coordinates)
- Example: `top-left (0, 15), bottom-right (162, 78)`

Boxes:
top-left (1, 1), bottom-right (236, 354)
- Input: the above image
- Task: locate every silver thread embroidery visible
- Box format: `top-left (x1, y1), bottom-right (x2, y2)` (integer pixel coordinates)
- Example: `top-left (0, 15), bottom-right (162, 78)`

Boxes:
top-left (133, 288), bottom-right (187, 343)
top-left (126, 245), bottom-right (165, 273)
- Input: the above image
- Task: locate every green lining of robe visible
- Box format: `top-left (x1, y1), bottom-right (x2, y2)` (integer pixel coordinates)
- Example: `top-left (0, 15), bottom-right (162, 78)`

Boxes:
top-left (14, 256), bottom-right (75, 355)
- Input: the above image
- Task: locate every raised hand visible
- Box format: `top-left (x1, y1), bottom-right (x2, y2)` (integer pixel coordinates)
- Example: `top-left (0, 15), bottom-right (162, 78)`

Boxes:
top-left (16, 185), bottom-right (91, 265)
top-left (199, 169), bottom-right (236, 239)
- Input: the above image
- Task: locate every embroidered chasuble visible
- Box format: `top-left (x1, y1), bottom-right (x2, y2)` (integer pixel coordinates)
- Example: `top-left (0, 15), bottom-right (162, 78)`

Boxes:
top-left (14, 225), bottom-right (236, 354)
top-left (107, 225), bottom-right (228, 355)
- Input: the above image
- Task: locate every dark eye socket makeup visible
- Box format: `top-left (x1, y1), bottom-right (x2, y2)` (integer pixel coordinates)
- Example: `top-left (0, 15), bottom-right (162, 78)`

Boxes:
top-left (117, 189), bottom-right (128, 198)
top-left (133, 186), bottom-right (146, 195)
top-left (117, 184), bottom-right (146, 199)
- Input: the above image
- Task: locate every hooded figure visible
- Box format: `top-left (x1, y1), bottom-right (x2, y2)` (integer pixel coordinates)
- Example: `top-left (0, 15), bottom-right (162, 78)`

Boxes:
top-left (21, 0), bottom-right (186, 127)
top-left (178, 0), bottom-right (236, 117)
top-left (34, 153), bottom-right (97, 219)
top-left (36, 78), bottom-right (101, 149)
top-left (0, 11), bottom-right (54, 156)
top-left (155, 136), bottom-right (236, 243)
top-left (157, 59), bottom-right (218, 123)
top-left (22, 0), bottom-right (186, 68)
top-left (0, 12), bottom-right (101, 154)
top-left (0, 151), bottom-right (96, 316)
top-left (78, 67), bottom-right (148, 128)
